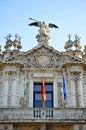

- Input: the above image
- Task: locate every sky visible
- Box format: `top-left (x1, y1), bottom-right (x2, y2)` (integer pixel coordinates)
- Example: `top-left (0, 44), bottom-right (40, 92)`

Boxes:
top-left (0, 0), bottom-right (86, 52)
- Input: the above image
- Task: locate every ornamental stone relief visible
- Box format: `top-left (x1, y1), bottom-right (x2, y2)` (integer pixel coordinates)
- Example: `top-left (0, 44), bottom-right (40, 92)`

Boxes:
top-left (0, 124), bottom-right (13, 130)
top-left (20, 96), bottom-right (28, 107)
top-left (3, 71), bottom-right (17, 81)
top-left (24, 52), bottom-right (61, 69)
top-left (20, 45), bottom-right (63, 69)
top-left (37, 55), bottom-right (50, 67)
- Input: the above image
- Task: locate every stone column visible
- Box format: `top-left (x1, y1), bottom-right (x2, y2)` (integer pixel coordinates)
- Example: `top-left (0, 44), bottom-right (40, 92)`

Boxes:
top-left (3, 72), bottom-right (9, 106)
top-left (28, 74), bottom-right (33, 107)
top-left (78, 72), bottom-right (84, 107)
top-left (70, 72), bottom-right (76, 107)
top-left (53, 75), bottom-right (58, 107)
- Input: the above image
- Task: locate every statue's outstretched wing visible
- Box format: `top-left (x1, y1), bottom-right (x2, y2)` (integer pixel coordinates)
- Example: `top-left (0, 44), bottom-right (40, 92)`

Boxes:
top-left (48, 23), bottom-right (59, 29)
top-left (29, 22), bottom-right (40, 27)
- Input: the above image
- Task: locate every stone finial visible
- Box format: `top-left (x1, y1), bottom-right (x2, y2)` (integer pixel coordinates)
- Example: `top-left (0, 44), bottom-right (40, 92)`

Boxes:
top-left (83, 45), bottom-right (86, 54)
top-left (64, 34), bottom-right (73, 51)
top-left (73, 34), bottom-right (82, 50)
top-left (13, 39), bottom-right (19, 49)
top-left (4, 34), bottom-right (13, 50)
top-left (0, 45), bottom-right (2, 54)
top-left (13, 34), bottom-right (22, 50)
top-left (17, 36), bottom-right (22, 50)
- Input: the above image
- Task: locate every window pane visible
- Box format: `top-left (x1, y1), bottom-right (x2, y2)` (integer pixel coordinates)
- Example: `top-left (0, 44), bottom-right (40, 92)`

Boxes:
top-left (45, 101), bottom-right (52, 108)
top-left (46, 84), bottom-right (53, 91)
top-left (34, 84), bottom-right (41, 91)
top-left (35, 94), bottom-right (41, 100)
top-left (35, 101), bottom-right (42, 107)
top-left (46, 93), bottom-right (52, 100)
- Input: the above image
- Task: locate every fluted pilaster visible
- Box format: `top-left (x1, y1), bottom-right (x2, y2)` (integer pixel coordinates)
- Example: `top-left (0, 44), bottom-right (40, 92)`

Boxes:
top-left (3, 72), bottom-right (9, 106)
top-left (70, 72), bottom-right (76, 107)
top-left (78, 72), bottom-right (84, 107)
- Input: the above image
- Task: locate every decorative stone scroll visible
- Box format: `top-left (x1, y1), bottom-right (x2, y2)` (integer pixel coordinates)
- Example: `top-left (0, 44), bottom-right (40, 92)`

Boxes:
top-left (20, 96), bottom-right (28, 107)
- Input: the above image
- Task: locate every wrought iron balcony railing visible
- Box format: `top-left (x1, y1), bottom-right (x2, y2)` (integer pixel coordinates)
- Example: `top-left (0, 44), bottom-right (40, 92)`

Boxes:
top-left (0, 107), bottom-right (86, 122)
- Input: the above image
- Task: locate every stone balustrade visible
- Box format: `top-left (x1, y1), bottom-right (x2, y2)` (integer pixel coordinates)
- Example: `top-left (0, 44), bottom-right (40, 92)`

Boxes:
top-left (0, 107), bottom-right (86, 122)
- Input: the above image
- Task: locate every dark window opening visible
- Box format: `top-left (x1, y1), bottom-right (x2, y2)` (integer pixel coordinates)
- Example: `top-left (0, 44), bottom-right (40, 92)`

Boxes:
top-left (33, 83), bottom-right (53, 108)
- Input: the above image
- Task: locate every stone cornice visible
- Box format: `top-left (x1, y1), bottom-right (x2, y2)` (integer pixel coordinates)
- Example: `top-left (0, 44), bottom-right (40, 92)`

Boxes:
top-left (1, 44), bottom-right (85, 70)
top-left (24, 44), bottom-right (62, 56)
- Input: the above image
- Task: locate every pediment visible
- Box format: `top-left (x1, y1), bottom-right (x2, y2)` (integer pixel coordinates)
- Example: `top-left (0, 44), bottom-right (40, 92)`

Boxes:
top-left (23, 45), bottom-right (62, 69)
top-left (5, 45), bottom-right (84, 69)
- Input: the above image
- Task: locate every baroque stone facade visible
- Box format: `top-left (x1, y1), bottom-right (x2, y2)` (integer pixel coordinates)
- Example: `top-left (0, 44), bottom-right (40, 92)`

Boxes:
top-left (0, 35), bottom-right (86, 130)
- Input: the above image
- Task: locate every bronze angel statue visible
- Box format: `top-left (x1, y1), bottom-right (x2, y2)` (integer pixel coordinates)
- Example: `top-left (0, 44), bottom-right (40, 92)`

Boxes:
top-left (29, 18), bottom-right (59, 44)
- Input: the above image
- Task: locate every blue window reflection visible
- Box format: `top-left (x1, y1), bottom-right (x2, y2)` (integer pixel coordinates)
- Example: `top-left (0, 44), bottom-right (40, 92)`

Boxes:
top-left (34, 83), bottom-right (53, 108)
